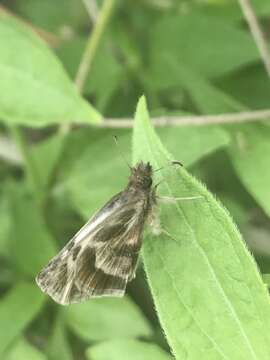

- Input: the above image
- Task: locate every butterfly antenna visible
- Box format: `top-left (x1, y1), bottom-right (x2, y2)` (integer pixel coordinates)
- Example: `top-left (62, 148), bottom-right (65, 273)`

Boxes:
top-left (154, 160), bottom-right (183, 173)
top-left (113, 135), bottom-right (132, 170)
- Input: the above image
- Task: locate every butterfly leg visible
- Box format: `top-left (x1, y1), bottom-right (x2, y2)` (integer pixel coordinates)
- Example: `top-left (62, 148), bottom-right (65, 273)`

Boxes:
top-left (147, 202), bottom-right (162, 236)
top-left (159, 227), bottom-right (179, 243)
top-left (147, 204), bottom-right (179, 243)
top-left (157, 195), bottom-right (203, 204)
top-left (149, 220), bottom-right (179, 243)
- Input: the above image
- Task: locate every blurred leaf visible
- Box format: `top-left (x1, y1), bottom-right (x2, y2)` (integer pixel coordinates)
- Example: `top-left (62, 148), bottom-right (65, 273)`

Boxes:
top-left (9, 186), bottom-right (57, 276)
top-left (87, 339), bottom-right (172, 360)
top-left (196, 0), bottom-right (270, 23)
top-left (112, 23), bottom-right (142, 72)
top-left (57, 37), bottom-right (123, 111)
top-left (0, 14), bottom-right (101, 126)
top-left (161, 56), bottom-right (243, 114)
top-left (0, 190), bottom-right (10, 256)
top-left (0, 282), bottom-right (45, 355)
top-left (132, 97), bottom-right (270, 360)
top-left (190, 150), bottom-right (256, 228)
top-left (262, 274), bottom-right (270, 287)
top-left (217, 64), bottom-right (270, 109)
top-left (149, 13), bottom-right (259, 87)
top-left (3, 337), bottom-right (46, 360)
top-left (64, 297), bottom-right (152, 342)
top-left (15, 0), bottom-right (87, 32)
top-left (32, 134), bottom-right (64, 190)
top-left (162, 54), bottom-right (270, 217)
top-left (218, 195), bottom-right (248, 229)
top-left (47, 313), bottom-right (72, 360)
top-left (228, 124), bottom-right (270, 217)
top-left (170, 59), bottom-right (270, 218)
top-left (242, 225), bottom-right (270, 259)
top-left (158, 125), bottom-right (230, 167)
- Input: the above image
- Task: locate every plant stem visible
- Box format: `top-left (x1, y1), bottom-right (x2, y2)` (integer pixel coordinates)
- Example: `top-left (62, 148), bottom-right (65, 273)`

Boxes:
top-left (238, 0), bottom-right (270, 78)
top-left (82, 0), bottom-right (99, 23)
top-left (96, 109), bottom-right (270, 128)
top-left (9, 126), bottom-right (44, 205)
top-left (75, 0), bottom-right (116, 93)
top-left (6, 108), bottom-right (270, 169)
top-left (59, 0), bottom-right (115, 135)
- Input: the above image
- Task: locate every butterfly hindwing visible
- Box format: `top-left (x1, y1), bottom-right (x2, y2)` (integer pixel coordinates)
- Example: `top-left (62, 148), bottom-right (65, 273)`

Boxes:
top-left (36, 192), bottom-right (147, 305)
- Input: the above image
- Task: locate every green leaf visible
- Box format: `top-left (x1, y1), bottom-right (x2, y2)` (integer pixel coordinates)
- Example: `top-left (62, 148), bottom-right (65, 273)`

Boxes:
top-left (158, 125), bottom-right (230, 167)
top-left (0, 282), bottom-right (45, 355)
top-left (149, 13), bottom-right (259, 86)
top-left (228, 124), bottom-right (270, 216)
top-left (87, 339), bottom-right (172, 360)
top-left (217, 64), bottom-right (270, 109)
top-left (173, 64), bottom-right (270, 219)
top-left (191, 150), bottom-right (255, 228)
top-left (3, 338), bottom-right (46, 360)
top-left (197, 0), bottom-right (270, 23)
top-left (171, 60), bottom-right (270, 219)
top-left (132, 97), bottom-right (270, 360)
top-left (64, 297), bottom-right (152, 342)
top-left (57, 37), bottom-right (123, 111)
top-left (15, 0), bottom-right (87, 32)
top-left (161, 56), bottom-right (244, 114)
top-left (47, 313), bottom-right (72, 360)
top-left (31, 134), bottom-right (64, 190)
top-left (0, 14), bottom-right (101, 126)
top-left (9, 185), bottom-right (57, 277)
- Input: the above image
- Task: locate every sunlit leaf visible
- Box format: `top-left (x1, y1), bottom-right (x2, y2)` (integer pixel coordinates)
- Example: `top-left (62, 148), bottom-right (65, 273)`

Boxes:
top-left (0, 14), bottom-right (101, 126)
top-left (132, 97), bottom-right (270, 360)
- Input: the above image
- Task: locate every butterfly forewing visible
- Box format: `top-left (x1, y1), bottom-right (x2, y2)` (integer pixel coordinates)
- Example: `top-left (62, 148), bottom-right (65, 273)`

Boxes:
top-left (36, 166), bottom-right (153, 305)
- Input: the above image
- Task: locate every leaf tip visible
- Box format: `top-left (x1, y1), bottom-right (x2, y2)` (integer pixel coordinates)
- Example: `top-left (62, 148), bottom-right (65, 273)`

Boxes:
top-left (134, 95), bottom-right (150, 126)
top-left (137, 94), bottom-right (147, 108)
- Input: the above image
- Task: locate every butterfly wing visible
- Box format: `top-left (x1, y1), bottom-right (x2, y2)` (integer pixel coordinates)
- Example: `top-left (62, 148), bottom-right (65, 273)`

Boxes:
top-left (36, 191), bottom-right (148, 305)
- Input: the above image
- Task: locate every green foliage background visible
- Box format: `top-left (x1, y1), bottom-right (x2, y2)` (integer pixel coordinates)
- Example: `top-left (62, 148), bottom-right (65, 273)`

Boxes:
top-left (0, 0), bottom-right (270, 359)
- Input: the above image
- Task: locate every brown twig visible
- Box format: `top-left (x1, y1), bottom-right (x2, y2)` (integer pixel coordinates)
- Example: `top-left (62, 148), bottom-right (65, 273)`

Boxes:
top-left (238, 0), bottom-right (270, 77)
top-left (4, 109), bottom-right (270, 167)
top-left (96, 109), bottom-right (270, 128)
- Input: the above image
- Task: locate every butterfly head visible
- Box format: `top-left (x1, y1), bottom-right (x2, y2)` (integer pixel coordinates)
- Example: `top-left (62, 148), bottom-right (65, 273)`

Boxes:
top-left (129, 162), bottom-right (153, 190)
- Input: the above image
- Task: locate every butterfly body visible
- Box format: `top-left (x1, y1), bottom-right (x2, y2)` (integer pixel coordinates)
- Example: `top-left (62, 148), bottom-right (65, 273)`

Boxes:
top-left (36, 162), bottom-right (155, 305)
